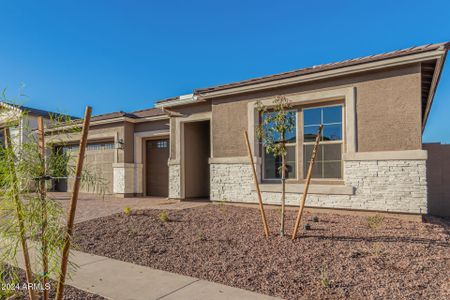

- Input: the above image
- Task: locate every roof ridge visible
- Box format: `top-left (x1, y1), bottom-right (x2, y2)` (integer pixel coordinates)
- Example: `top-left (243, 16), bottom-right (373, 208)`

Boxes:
top-left (131, 107), bottom-right (163, 114)
top-left (187, 41), bottom-right (449, 96)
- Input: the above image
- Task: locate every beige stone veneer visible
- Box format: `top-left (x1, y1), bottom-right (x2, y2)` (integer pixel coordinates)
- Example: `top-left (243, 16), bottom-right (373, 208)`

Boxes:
top-left (210, 159), bottom-right (427, 214)
top-left (169, 163), bottom-right (181, 199)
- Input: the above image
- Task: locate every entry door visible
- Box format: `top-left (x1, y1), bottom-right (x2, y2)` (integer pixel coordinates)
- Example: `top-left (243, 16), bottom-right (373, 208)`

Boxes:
top-left (146, 139), bottom-right (169, 197)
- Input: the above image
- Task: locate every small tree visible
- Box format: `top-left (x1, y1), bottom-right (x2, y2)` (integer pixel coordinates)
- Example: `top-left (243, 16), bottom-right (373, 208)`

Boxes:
top-left (256, 95), bottom-right (295, 236)
top-left (0, 94), bottom-right (105, 299)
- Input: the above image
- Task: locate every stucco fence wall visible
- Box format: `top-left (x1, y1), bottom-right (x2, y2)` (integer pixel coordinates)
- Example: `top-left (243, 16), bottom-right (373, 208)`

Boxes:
top-left (423, 143), bottom-right (450, 216)
top-left (207, 155), bottom-right (428, 214)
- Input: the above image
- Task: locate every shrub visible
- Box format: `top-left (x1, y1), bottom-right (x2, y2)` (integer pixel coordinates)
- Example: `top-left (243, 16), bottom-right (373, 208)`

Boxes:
top-left (159, 211), bottom-right (169, 222)
top-left (367, 215), bottom-right (384, 229)
top-left (123, 207), bottom-right (132, 216)
top-left (319, 265), bottom-right (332, 288)
top-left (370, 242), bottom-right (386, 257)
top-left (218, 200), bottom-right (227, 212)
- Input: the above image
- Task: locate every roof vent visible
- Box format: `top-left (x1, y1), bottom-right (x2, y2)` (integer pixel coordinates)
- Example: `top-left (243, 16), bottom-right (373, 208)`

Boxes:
top-left (179, 94), bottom-right (195, 100)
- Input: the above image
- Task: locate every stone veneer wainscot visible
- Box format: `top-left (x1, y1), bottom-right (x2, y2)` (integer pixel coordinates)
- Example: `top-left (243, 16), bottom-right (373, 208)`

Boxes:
top-left (210, 152), bottom-right (428, 214)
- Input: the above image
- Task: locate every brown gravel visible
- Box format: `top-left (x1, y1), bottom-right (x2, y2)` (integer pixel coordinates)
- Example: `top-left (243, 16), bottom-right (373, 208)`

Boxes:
top-left (74, 205), bottom-right (450, 300)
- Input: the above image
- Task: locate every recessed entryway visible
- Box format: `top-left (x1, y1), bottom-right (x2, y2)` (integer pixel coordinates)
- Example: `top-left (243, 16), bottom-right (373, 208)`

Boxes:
top-left (183, 120), bottom-right (210, 199)
top-left (146, 138), bottom-right (169, 197)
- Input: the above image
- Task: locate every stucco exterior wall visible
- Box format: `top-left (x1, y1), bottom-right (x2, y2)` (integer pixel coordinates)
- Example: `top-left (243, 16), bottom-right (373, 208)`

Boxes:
top-left (211, 64), bottom-right (422, 158)
top-left (167, 102), bottom-right (212, 160)
top-left (423, 143), bottom-right (450, 216)
top-left (135, 119), bottom-right (169, 133)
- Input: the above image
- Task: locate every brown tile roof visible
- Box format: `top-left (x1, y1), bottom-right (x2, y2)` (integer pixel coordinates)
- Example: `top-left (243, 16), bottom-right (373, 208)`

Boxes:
top-left (52, 107), bottom-right (167, 127)
top-left (130, 107), bottom-right (165, 118)
top-left (192, 42), bottom-right (449, 95)
top-left (155, 95), bottom-right (180, 105)
top-left (89, 111), bottom-right (135, 122)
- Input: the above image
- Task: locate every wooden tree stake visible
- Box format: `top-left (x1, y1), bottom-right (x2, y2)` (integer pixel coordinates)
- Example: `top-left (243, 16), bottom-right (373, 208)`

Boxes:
top-left (37, 116), bottom-right (49, 300)
top-left (4, 128), bottom-right (36, 300)
top-left (280, 132), bottom-right (286, 236)
top-left (244, 131), bottom-right (270, 238)
top-left (291, 124), bottom-right (323, 240)
top-left (55, 106), bottom-right (92, 300)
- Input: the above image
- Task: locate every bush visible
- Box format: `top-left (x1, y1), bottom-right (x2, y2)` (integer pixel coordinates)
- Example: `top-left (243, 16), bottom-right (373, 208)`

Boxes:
top-left (159, 211), bottom-right (169, 222)
top-left (367, 215), bottom-right (384, 229)
top-left (123, 207), bottom-right (132, 216)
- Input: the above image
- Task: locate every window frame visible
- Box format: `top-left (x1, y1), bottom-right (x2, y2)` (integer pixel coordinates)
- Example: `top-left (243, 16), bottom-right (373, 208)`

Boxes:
top-left (302, 103), bottom-right (345, 180)
top-left (261, 108), bottom-right (299, 181)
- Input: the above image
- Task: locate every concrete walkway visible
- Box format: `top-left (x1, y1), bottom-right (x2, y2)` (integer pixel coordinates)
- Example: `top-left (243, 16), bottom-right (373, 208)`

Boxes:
top-left (3, 244), bottom-right (279, 300)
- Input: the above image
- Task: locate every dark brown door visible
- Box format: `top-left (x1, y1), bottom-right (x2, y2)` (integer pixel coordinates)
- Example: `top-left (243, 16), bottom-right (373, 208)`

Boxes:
top-left (146, 139), bottom-right (169, 197)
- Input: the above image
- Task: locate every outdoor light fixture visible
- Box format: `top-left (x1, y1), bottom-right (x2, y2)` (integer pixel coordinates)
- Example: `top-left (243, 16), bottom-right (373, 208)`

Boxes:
top-left (116, 138), bottom-right (124, 150)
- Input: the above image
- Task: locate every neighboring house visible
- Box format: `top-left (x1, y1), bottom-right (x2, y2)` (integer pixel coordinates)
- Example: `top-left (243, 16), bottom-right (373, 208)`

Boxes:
top-left (49, 42), bottom-right (449, 215)
top-left (0, 101), bottom-right (75, 147)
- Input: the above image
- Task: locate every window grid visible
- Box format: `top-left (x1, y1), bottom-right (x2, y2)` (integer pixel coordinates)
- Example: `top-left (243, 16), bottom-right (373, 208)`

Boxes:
top-left (62, 142), bottom-right (115, 153)
top-left (303, 105), bottom-right (343, 179)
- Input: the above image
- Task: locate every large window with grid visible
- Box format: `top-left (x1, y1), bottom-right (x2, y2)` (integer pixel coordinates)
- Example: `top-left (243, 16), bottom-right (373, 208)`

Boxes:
top-left (303, 105), bottom-right (343, 179)
top-left (262, 111), bottom-right (297, 180)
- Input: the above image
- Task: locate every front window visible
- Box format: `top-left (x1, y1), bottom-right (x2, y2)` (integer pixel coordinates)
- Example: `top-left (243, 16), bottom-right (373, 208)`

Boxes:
top-left (262, 111), bottom-right (297, 180)
top-left (303, 105), bottom-right (343, 179)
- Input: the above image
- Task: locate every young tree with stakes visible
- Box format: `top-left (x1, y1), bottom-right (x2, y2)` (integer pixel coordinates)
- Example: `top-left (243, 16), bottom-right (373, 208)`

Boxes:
top-left (256, 95), bottom-right (295, 236)
top-left (0, 95), bottom-right (105, 300)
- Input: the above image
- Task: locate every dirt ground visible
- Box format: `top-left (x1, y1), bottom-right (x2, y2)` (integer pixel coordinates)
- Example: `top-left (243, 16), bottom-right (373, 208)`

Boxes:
top-left (74, 204), bottom-right (450, 300)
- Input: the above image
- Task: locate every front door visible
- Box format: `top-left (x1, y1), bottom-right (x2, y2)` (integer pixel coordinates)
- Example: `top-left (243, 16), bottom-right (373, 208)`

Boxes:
top-left (146, 139), bottom-right (169, 197)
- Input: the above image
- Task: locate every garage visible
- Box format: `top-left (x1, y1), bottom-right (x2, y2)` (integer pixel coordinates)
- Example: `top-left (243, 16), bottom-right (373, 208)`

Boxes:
top-left (145, 138), bottom-right (169, 197)
top-left (53, 141), bottom-right (115, 194)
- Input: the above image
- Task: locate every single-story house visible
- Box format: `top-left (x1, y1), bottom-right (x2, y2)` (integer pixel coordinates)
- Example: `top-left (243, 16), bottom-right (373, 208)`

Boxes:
top-left (0, 102), bottom-right (76, 147)
top-left (47, 42), bottom-right (449, 215)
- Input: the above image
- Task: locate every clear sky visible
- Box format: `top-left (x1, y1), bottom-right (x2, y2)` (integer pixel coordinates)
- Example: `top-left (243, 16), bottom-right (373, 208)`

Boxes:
top-left (0, 0), bottom-right (449, 142)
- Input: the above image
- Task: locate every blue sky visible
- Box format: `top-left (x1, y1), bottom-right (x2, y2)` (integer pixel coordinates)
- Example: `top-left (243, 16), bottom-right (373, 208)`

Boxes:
top-left (0, 0), bottom-right (449, 142)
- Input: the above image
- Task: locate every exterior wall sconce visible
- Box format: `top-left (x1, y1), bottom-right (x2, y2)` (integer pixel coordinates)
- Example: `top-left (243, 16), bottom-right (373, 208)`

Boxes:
top-left (116, 138), bottom-right (124, 150)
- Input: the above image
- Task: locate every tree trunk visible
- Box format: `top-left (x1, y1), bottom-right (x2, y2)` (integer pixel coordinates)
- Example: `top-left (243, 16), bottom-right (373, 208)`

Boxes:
top-left (4, 128), bottom-right (36, 300)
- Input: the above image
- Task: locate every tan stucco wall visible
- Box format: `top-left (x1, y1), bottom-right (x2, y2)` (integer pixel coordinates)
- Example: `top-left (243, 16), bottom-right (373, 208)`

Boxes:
top-left (135, 119), bottom-right (169, 133)
top-left (210, 64), bottom-right (422, 157)
top-left (168, 102), bottom-right (212, 160)
top-left (170, 117), bottom-right (176, 159)
top-left (184, 121), bottom-right (210, 198)
top-left (123, 122), bottom-right (135, 163)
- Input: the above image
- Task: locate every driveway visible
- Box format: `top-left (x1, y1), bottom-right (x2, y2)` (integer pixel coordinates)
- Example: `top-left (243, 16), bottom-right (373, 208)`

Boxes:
top-left (48, 192), bottom-right (208, 223)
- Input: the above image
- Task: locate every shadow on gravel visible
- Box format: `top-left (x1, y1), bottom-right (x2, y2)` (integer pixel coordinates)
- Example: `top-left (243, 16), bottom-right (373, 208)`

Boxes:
top-left (300, 234), bottom-right (450, 246)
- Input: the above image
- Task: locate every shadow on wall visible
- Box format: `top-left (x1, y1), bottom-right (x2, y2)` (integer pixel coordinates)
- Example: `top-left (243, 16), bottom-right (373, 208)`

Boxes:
top-left (424, 143), bottom-right (450, 217)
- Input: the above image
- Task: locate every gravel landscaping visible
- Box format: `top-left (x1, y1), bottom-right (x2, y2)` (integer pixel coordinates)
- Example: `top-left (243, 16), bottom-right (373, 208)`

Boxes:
top-left (74, 204), bottom-right (450, 300)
